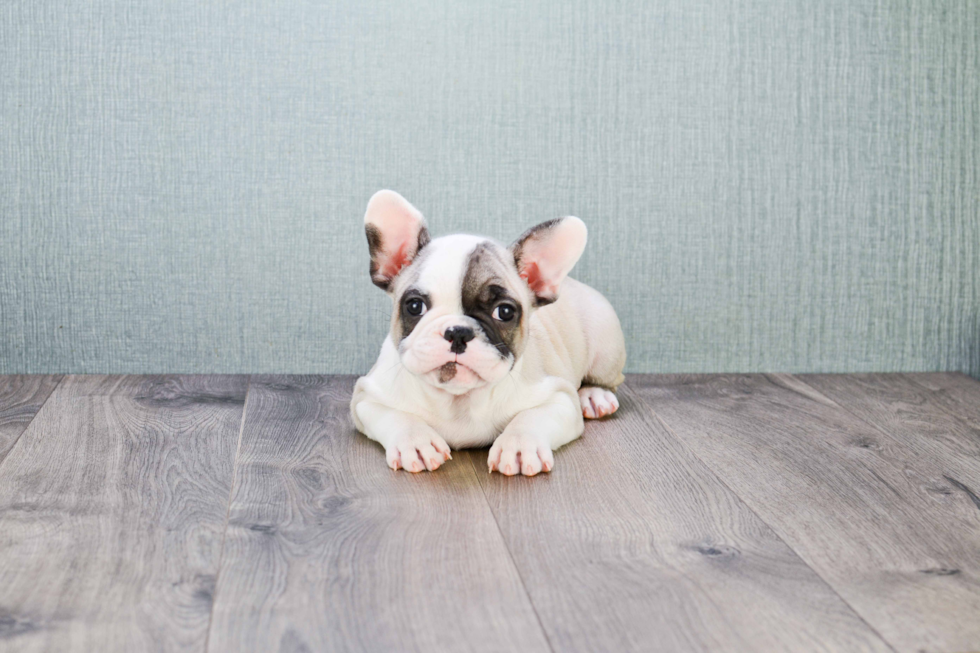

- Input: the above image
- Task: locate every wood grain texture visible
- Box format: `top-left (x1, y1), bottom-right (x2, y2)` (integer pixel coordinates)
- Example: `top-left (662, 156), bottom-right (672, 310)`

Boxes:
top-left (630, 373), bottom-right (980, 653)
top-left (0, 375), bottom-right (62, 463)
top-left (459, 385), bottom-right (891, 653)
top-left (206, 375), bottom-right (550, 653)
top-left (0, 375), bottom-right (247, 652)
top-left (797, 373), bottom-right (980, 490)
top-left (905, 372), bottom-right (980, 426)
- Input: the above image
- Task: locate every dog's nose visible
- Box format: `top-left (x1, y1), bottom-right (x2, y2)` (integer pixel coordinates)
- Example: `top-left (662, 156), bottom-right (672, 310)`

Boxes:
top-left (444, 326), bottom-right (475, 354)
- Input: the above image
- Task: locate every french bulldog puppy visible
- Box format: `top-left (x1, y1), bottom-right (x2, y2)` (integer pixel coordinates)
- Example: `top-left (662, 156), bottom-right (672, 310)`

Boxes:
top-left (351, 190), bottom-right (626, 476)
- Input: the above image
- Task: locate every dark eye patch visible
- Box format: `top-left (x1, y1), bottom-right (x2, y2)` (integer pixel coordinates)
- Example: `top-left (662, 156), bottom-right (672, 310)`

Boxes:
top-left (465, 285), bottom-right (521, 359)
top-left (461, 241), bottom-right (525, 360)
top-left (397, 288), bottom-right (430, 342)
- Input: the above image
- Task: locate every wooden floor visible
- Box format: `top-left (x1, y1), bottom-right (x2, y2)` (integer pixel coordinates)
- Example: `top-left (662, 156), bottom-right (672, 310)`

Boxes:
top-left (1, 374), bottom-right (979, 652)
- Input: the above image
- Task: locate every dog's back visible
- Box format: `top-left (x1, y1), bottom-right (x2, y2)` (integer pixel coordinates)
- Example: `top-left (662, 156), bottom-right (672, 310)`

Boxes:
top-left (524, 277), bottom-right (626, 391)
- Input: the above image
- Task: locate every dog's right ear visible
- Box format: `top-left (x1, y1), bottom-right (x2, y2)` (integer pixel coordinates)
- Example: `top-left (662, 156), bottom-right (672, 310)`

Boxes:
top-left (363, 190), bottom-right (430, 291)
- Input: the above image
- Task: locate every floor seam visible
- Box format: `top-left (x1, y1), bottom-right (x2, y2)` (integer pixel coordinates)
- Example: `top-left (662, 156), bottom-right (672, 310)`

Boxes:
top-left (465, 452), bottom-right (557, 653)
top-left (0, 374), bottom-right (67, 472)
top-left (203, 375), bottom-right (252, 653)
top-left (621, 377), bottom-right (899, 653)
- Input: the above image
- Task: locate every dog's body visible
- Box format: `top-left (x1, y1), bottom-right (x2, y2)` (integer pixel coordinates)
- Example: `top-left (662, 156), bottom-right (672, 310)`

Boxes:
top-left (351, 191), bottom-right (626, 476)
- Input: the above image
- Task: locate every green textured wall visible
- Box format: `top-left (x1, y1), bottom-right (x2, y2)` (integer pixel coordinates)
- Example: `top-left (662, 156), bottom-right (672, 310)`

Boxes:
top-left (1, 1), bottom-right (978, 376)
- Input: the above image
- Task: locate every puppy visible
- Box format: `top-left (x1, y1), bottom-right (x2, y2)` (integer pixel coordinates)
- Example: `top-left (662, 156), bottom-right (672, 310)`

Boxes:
top-left (351, 190), bottom-right (626, 476)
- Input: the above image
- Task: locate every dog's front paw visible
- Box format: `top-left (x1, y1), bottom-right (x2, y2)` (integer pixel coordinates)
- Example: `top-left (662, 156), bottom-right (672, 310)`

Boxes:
top-left (488, 432), bottom-right (554, 477)
top-left (386, 431), bottom-right (452, 472)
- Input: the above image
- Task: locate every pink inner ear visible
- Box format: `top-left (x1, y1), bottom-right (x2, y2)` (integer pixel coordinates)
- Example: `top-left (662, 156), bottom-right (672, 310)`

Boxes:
top-left (365, 190), bottom-right (428, 286)
top-left (519, 262), bottom-right (550, 295)
top-left (380, 242), bottom-right (410, 279)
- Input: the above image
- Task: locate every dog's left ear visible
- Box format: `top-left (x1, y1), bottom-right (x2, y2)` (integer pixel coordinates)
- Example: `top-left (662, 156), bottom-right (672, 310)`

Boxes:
top-left (510, 217), bottom-right (587, 305)
top-left (364, 190), bottom-right (430, 291)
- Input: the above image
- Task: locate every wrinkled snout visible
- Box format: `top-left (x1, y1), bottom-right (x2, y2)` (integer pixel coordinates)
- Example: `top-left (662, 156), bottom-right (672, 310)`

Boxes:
top-left (399, 312), bottom-right (513, 394)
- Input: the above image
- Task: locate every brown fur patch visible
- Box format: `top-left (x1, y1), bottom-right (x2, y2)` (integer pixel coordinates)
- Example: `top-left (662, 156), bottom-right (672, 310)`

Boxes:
top-left (438, 362), bottom-right (457, 383)
top-left (461, 242), bottom-right (524, 360)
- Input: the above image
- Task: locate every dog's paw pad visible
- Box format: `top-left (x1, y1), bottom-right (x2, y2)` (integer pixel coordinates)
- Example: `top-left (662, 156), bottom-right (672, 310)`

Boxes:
top-left (386, 432), bottom-right (452, 473)
top-left (579, 386), bottom-right (619, 419)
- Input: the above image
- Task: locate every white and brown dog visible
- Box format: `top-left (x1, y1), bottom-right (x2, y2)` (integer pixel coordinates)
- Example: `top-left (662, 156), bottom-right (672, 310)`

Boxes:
top-left (351, 190), bottom-right (626, 476)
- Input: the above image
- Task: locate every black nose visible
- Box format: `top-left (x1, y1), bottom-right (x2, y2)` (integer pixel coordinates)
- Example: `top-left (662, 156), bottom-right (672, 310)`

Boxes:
top-left (444, 326), bottom-right (475, 354)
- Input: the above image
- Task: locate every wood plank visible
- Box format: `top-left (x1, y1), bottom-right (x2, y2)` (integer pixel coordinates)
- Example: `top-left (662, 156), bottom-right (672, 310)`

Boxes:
top-left (798, 373), bottom-right (980, 491)
top-left (459, 384), bottom-right (891, 653)
top-left (905, 372), bottom-right (980, 427)
top-left (0, 375), bottom-right (63, 462)
top-left (0, 375), bottom-right (248, 652)
top-left (630, 373), bottom-right (980, 653)
top-left (206, 375), bottom-right (549, 653)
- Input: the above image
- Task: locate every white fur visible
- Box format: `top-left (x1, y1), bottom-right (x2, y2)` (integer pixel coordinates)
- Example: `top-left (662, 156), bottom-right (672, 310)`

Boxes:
top-left (397, 237), bottom-right (513, 394)
top-left (352, 194), bottom-right (626, 476)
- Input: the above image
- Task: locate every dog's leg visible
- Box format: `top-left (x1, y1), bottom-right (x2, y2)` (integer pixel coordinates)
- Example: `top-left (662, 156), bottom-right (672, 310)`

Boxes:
top-left (488, 391), bottom-right (583, 476)
top-left (578, 386), bottom-right (619, 419)
top-left (354, 401), bottom-right (452, 472)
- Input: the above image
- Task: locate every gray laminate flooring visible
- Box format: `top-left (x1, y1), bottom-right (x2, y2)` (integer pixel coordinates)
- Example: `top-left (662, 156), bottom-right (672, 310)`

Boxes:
top-left (1, 373), bottom-right (978, 653)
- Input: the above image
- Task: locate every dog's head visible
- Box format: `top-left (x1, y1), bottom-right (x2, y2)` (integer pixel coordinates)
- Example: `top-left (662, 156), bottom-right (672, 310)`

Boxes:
top-left (363, 190), bottom-right (587, 395)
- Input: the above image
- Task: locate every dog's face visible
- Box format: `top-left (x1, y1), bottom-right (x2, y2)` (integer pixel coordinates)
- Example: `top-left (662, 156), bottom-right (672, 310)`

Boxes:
top-left (363, 190), bottom-right (586, 396)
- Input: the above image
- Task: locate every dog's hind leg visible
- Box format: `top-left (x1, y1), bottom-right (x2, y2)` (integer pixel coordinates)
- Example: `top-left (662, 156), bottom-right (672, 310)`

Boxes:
top-left (578, 385), bottom-right (620, 419)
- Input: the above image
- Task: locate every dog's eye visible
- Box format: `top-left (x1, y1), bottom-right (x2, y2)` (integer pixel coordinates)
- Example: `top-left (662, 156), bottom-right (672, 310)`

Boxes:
top-left (405, 297), bottom-right (427, 317)
top-left (492, 304), bottom-right (516, 322)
